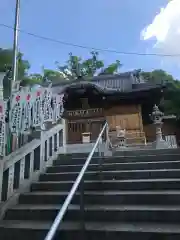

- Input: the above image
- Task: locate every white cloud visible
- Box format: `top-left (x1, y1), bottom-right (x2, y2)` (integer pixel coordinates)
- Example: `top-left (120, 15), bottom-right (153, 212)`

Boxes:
top-left (141, 0), bottom-right (180, 65)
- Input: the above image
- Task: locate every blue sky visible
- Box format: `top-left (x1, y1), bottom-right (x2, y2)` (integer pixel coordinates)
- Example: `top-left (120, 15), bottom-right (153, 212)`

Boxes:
top-left (0, 0), bottom-right (179, 78)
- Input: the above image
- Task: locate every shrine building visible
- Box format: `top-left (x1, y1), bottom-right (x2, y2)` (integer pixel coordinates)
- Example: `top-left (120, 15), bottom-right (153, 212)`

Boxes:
top-left (50, 70), bottom-right (171, 146)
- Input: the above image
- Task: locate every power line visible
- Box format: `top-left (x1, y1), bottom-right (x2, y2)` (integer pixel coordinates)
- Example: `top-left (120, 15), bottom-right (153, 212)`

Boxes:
top-left (1, 22), bottom-right (180, 57)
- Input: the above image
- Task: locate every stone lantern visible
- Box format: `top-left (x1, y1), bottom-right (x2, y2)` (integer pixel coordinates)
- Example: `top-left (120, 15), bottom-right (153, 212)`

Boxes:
top-left (116, 126), bottom-right (126, 148)
top-left (150, 105), bottom-right (169, 149)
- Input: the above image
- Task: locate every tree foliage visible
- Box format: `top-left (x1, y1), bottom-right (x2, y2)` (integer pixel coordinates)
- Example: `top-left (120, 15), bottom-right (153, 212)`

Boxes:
top-left (142, 69), bottom-right (175, 84)
top-left (22, 74), bottom-right (43, 86)
top-left (56, 51), bottom-right (122, 80)
top-left (0, 48), bottom-right (30, 79)
top-left (81, 51), bottom-right (104, 77)
top-left (21, 69), bottom-right (66, 86)
top-left (56, 52), bottom-right (104, 80)
top-left (0, 48), bottom-right (122, 83)
top-left (142, 69), bottom-right (180, 116)
top-left (100, 60), bottom-right (122, 75)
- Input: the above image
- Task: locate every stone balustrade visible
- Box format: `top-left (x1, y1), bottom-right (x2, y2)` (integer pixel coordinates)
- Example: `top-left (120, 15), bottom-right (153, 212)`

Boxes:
top-left (0, 122), bottom-right (66, 206)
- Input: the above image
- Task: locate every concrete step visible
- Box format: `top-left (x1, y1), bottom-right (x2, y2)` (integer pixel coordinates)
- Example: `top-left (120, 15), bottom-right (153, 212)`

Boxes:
top-left (40, 169), bottom-right (180, 181)
top-left (56, 153), bottom-right (98, 165)
top-left (54, 156), bottom-right (97, 165)
top-left (47, 160), bottom-right (180, 173)
top-left (31, 179), bottom-right (180, 192)
top-left (19, 190), bottom-right (180, 206)
top-left (58, 153), bottom-right (90, 159)
top-left (53, 154), bottom-right (180, 166)
top-left (2, 151), bottom-right (180, 240)
top-left (5, 204), bottom-right (180, 223)
top-left (113, 148), bottom-right (180, 156)
top-left (1, 220), bottom-right (180, 240)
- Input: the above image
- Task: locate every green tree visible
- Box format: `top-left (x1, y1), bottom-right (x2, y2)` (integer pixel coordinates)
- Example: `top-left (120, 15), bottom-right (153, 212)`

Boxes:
top-left (0, 48), bottom-right (30, 97)
top-left (56, 51), bottom-right (122, 80)
top-left (142, 69), bottom-right (180, 116)
top-left (81, 51), bottom-right (104, 77)
top-left (142, 69), bottom-right (174, 84)
top-left (56, 52), bottom-right (104, 80)
top-left (56, 53), bottom-right (82, 80)
top-left (22, 67), bottom-right (67, 86)
top-left (21, 74), bottom-right (43, 86)
top-left (43, 68), bottom-right (66, 81)
top-left (99, 60), bottom-right (122, 75)
top-left (0, 48), bottom-right (30, 79)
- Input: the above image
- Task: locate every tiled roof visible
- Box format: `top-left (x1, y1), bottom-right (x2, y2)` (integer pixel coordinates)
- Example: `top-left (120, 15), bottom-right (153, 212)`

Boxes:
top-left (50, 71), bottom-right (163, 95)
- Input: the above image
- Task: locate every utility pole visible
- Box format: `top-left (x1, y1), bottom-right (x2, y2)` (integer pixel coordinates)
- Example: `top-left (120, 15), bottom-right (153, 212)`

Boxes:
top-left (12, 0), bottom-right (20, 90)
top-left (9, 0), bottom-right (20, 152)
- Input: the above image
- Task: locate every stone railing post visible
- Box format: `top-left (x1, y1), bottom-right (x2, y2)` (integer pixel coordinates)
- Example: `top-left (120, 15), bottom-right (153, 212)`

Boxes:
top-left (7, 165), bottom-right (15, 199)
top-left (52, 134), bottom-right (55, 155)
top-left (19, 157), bottom-right (25, 185)
top-left (62, 119), bottom-right (67, 153)
top-left (40, 130), bottom-right (45, 170)
top-left (29, 150), bottom-right (34, 178)
top-left (0, 160), bottom-right (4, 202)
top-left (46, 138), bottom-right (50, 161)
top-left (57, 131), bottom-right (59, 149)
top-left (0, 123), bottom-right (64, 204)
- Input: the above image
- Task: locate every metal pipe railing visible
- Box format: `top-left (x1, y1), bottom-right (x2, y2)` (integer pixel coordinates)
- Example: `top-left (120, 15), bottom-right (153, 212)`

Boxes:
top-left (44, 122), bottom-right (108, 240)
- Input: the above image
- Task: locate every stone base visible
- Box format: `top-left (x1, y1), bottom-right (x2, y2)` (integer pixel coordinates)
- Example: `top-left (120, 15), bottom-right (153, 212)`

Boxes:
top-left (152, 139), bottom-right (170, 149)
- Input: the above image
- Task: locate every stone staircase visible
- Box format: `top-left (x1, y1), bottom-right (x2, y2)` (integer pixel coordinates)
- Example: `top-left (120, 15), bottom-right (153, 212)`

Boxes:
top-left (1, 150), bottom-right (180, 239)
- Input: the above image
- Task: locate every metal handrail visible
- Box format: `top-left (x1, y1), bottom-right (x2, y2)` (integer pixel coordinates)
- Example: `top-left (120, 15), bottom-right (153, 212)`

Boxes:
top-left (44, 122), bottom-right (108, 240)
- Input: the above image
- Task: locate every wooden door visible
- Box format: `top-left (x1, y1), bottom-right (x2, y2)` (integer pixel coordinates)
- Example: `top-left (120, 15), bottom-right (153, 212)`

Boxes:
top-left (106, 113), bottom-right (142, 131)
top-left (90, 121), bottom-right (102, 142)
top-left (67, 119), bottom-right (105, 144)
top-left (67, 121), bottom-right (86, 144)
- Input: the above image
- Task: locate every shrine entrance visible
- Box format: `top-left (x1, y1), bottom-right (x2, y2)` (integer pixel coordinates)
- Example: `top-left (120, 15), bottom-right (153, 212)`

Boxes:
top-left (62, 81), bottom-right (107, 144)
top-left (67, 118), bottom-right (105, 144)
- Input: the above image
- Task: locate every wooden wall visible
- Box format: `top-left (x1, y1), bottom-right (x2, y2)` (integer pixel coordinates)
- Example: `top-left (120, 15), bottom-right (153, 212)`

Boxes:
top-left (105, 104), bottom-right (143, 131)
top-left (66, 118), bottom-right (105, 144)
